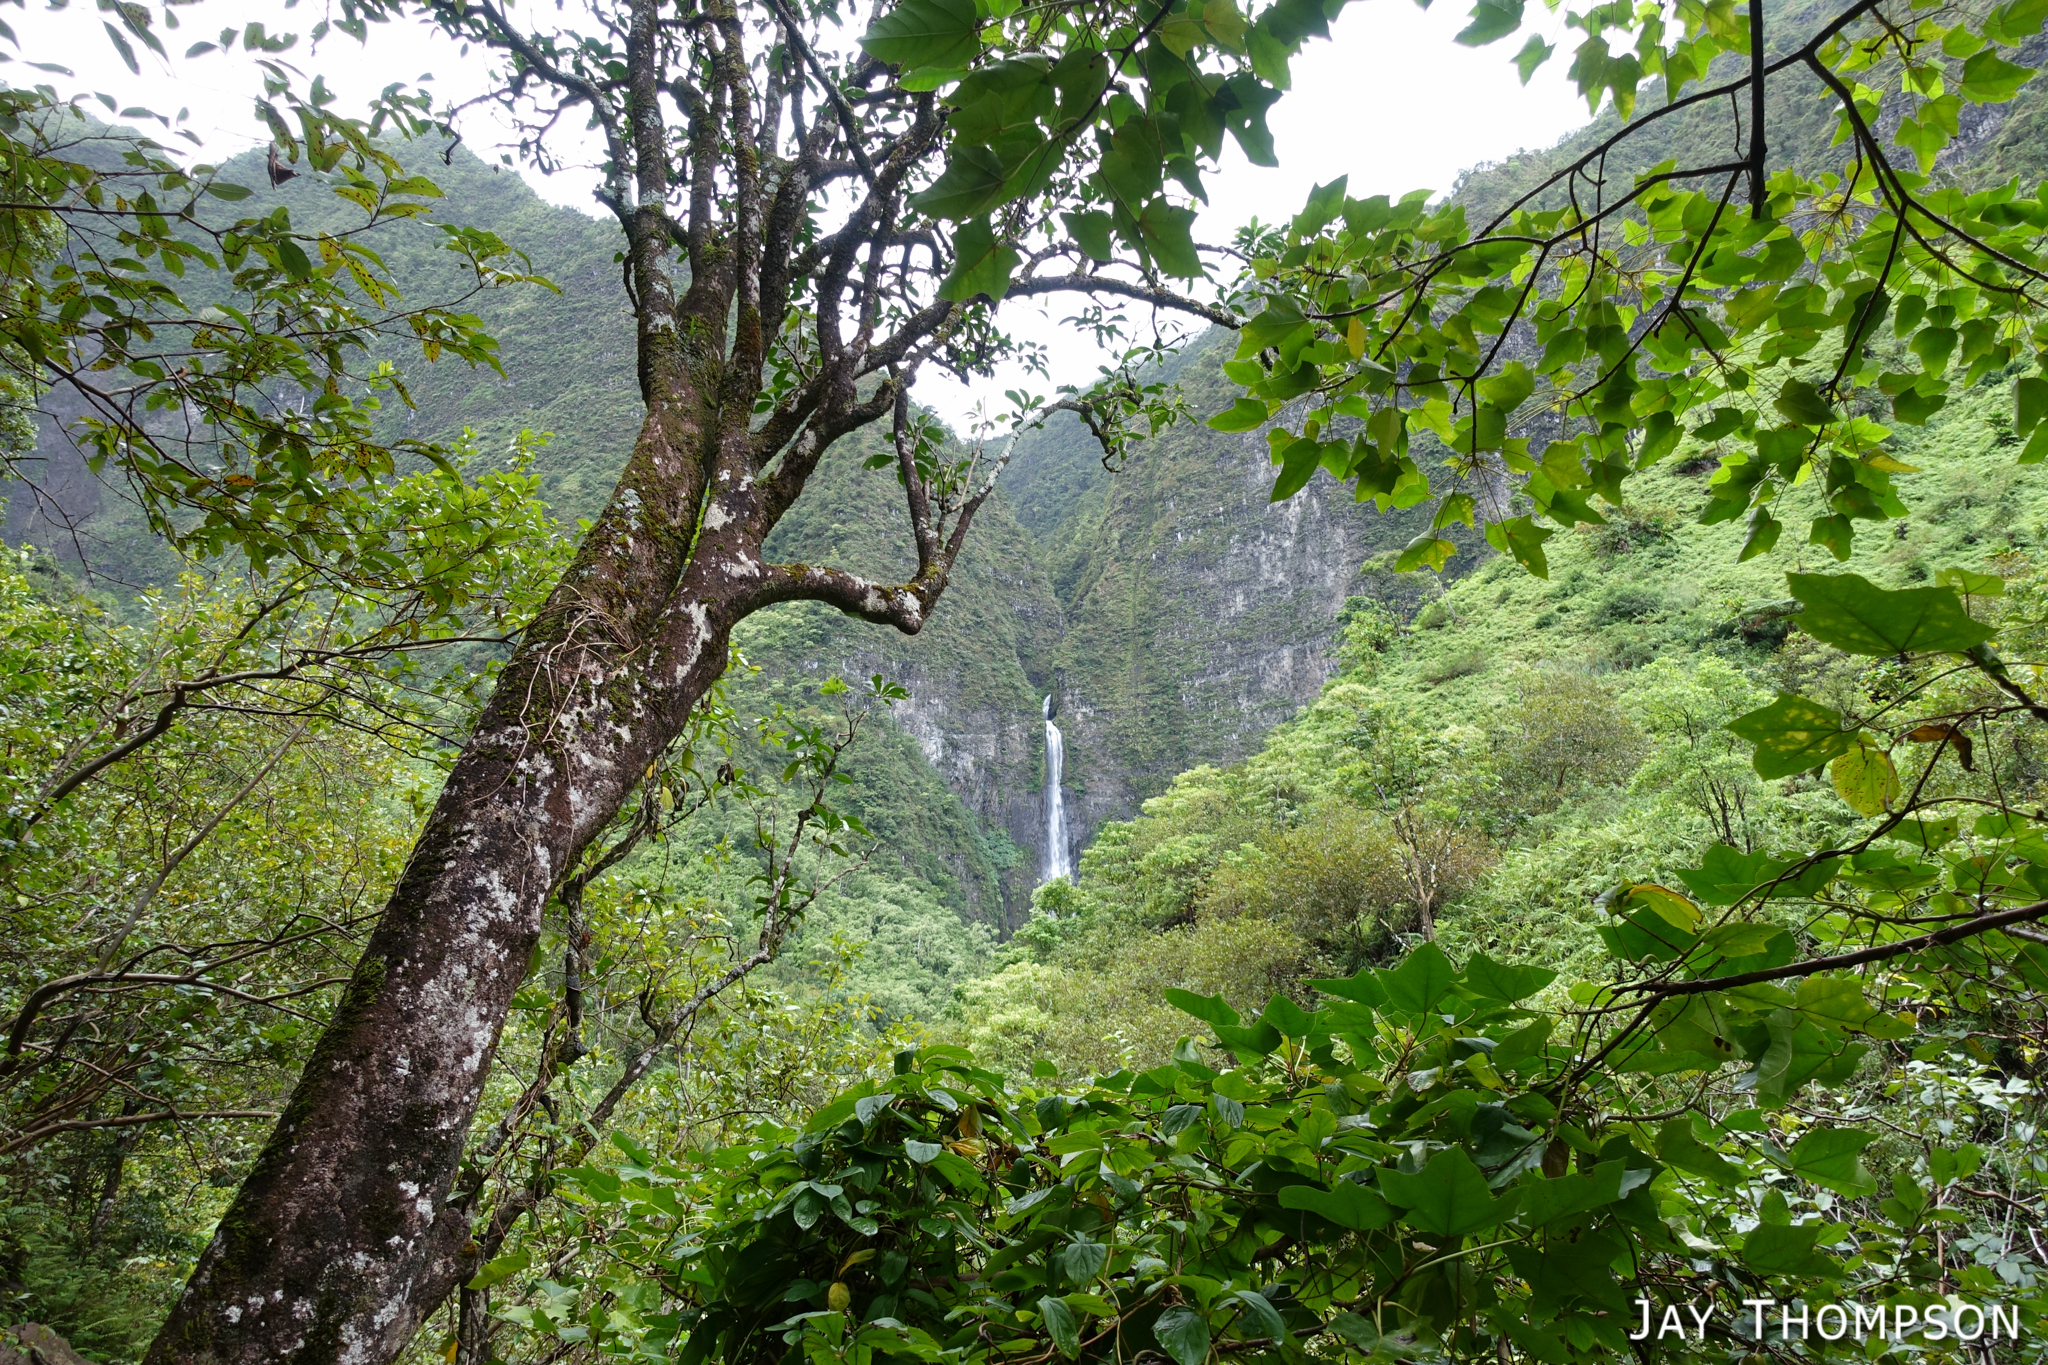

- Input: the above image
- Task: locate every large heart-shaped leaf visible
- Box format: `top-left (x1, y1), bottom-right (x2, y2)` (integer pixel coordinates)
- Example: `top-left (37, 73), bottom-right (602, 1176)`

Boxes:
top-left (1278, 1178), bottom-right (1393, 1231)
top-left (1787, 573), bottom-right (1994, 655)
top-left (1725, 693), bottom-right (1856, 779)
top-left (1379, 1148), bottom-right (1516, 1237)
top-left (1154, 1306), bottom-right (1212, 1365)
top-left (1379, 942), bottom-right (1457, 1015)
top-left (1787, 1127), bottom-right (1878, 1197)
top-left (861, 0), bottom-right (979, 71)
top-left (1461, 953), bottom-right (1556, 1003)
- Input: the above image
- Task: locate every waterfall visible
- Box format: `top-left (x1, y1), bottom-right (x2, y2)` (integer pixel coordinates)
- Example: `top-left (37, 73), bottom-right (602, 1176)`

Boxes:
top-left (1041, 695), bottom-right (1072, 884)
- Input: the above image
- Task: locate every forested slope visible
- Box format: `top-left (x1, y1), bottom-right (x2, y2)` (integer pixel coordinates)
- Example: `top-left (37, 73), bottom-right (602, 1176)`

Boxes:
top-left (948, 356), bottom-right (2041, 1069)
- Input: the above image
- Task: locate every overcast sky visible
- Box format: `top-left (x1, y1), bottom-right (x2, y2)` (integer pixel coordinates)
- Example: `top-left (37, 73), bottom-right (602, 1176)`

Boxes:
top-left (6, 0), bottom-right (1594, 425)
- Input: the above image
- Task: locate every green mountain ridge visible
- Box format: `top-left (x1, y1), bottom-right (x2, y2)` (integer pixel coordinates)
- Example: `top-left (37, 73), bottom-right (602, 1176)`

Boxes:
top-left (3, 133), bottom-right (1448, 933)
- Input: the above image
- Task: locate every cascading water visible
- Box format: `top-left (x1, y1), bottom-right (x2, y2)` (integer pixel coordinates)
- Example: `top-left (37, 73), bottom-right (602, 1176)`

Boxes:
top-left (1040, 695), bottom-right (1073, 884)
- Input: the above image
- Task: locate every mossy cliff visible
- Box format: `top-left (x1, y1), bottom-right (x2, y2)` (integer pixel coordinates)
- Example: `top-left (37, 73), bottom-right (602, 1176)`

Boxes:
top-left (1002, 329), bottom-right (1446, 861)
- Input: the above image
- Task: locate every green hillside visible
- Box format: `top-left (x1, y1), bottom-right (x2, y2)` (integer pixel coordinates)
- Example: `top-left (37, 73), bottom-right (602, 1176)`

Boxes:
top-left (946, 351), bottom-right (2043, 1071)
top-left (11, 39), bottom-right (2048, 1019)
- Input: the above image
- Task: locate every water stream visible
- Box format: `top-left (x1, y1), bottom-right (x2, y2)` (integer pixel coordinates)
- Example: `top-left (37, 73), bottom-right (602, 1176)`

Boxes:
top-left (1041, 695), bottom-right (1072, 884)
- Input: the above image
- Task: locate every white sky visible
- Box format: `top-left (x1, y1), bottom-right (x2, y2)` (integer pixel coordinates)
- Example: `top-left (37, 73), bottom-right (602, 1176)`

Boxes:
top-left (4, 0), bottom-right (1595, 426)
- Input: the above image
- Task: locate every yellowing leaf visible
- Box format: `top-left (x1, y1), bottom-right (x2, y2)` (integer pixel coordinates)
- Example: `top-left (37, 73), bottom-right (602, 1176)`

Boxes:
top-left (1626, 883), bottom-right (1701, 932)
top-left (1830, 736), bottom-right (1899, 817)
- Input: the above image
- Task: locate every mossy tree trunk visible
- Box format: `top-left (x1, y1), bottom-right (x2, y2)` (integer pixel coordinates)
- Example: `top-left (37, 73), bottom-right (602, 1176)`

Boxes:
top-left (143, 16), bottom-right (973, 1365)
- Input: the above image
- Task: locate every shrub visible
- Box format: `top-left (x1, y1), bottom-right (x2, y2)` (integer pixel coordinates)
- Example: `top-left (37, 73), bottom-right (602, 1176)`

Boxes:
top-left (1422, 648), bottom-right (1488, 684)
top-left (1594, 582), bottom-right (1664, 623)
top-left (945, 915), bottom-right (1306, 1074)
top-left (1490, 667), bottom-right (1647, 811)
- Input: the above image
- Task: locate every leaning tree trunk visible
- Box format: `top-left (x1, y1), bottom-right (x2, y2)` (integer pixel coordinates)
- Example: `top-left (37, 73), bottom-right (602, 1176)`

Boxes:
top-left (143, 318), bottom-right (984, 1365)
top-left (139, 397), bottom-right (747, 1364)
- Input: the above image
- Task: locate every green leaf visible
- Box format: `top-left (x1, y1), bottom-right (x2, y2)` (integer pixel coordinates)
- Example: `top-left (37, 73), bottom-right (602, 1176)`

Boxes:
top-left (1725, 693), bottom-right (1856, 779)
top-left (1934, 566), bottom-right (2004, 598)
top-left (1658, 1117), bottom-right (1743, 1183)
top-left (906, 1139), bottom-right (943, 1163)
top-left (1278, 1179), bottom-right (1394, 1230)
top-left (1461, 953), bottom-right (1555, 1003)
top-left (276, 237), bottom-right (314, 281)
top-left (1619, 883), bottom-right (1700, 932)
top-left (1511, 32), bottom-right (1554, 82)
top-left (2023, 424), bottom-right (2048, 465)
top-left (1307, 968), bottom-right (1388, 1008)
top-left (1271, 437), bottom-right (1323, 501)
top-left (1773, 377), bottom-right (1838, 426)
top-left (2017, 375), bottom-right (2048, 436)
top-left (1209, 397), bottom-right (1270, 433)
top-left (1231, 1291), bottom-right (1288, 1342)
top-left (1040, 1296), bottom-right (1081, 1358)
top-left (1328, 1314), bottom-right (1380, 1351)
top-left (1930, 1143), bottom-right (1984, 1185)
top-left (204, 181), bottom-right (254, 201)
top-left (1454, 0), bottom-right (1523, 46)
top-left (1290, 175), bottom-right (1349, 238)
top-left (1674, 845), bottom-right (1787, 904)
top-left (861, 0), bottom-right (980, 71)
top-left (1491, 1016), bottom-right (1553, 1066)
top-left (466, 1246), bottom-right (531, 1291)
top-left (1829, 735), bottom-right (1898, 816)
top-left (1637, 409), bottom-right (1681, 467)
top-left (1794, 976), bottom-right (1908, 1040)
top-left (1394, 534), bottom-right (1456, 572)
top-left (1380, 1147), bottom-right (1516, 1237)
top-left (1138, 200), bottom-right (1202, 279)
top-left (1261, 993), bottom-right (1315, 1037)
top-left (1213, 1020), bottom-right (1283, 1055)
top-left (1885, 816), bottom-right (1961, 850)
top-left (1742, 1222), bottom-right (1840, 1277)
top-left (1484, 515), bottom-right (1553, 578)
top-left (1154, 1306), bottom-right (1212, 1365)
top-left (1739, 508), bottom-right (1781, 562)
top-left (911, 144), bottom-right (1006, 220)
top-left (1060, 1240), bottom-right (1107, 1283)
top-left (1380, 942), bottom-right (1457, 1014)
top-left (1808, 513), bottom-right (1854, 562)
top-left (1513, 1159), bottom-right (1624, 1226)
top-left (1987, 0), bottom-right (2048, 42)
top-left (1164, 988), bottom-right (1241, 1029)
top-left (939, 218), bottom-right (1019, 301)
top-left (1787, 572), bottom-right (1994, 655)
top-left (1959, 49), bottom-right (2034, 104)
top-left (1063, 210), bottom-right (1115, 264)
top-left (1477, 360), bottom-right (1534, 409)
top-left (101, 21), bottom-right (141, 74)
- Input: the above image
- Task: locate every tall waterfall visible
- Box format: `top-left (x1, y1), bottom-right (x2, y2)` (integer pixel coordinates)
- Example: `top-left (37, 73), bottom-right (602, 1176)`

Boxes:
top-left (1041, 695), bottom-right (1072, 884)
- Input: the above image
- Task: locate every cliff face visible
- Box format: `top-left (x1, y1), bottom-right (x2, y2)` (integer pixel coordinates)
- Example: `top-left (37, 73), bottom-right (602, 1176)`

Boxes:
top-left (1004, 330), bottom-right (1443, 864)
top-left (746, 431), bottom-right (1066, 927)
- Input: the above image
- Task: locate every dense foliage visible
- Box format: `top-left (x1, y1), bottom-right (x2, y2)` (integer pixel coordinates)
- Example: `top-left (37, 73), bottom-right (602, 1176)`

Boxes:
top-left (4, 0), bottom-right (2048, 1349)
top-left (1215, 0), bottom-right (2048, 579)
top-left (462, 570), bottom-right (2048, 1365)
